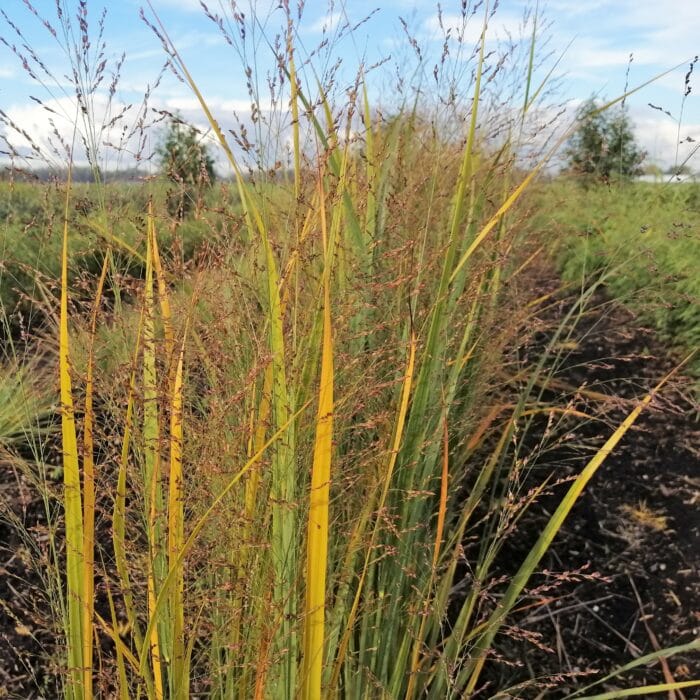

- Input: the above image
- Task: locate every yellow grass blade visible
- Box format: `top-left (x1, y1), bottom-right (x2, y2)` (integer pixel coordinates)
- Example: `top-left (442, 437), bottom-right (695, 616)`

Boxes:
top-left (150, 199), bottom-right (175, 366)
top-left (168, 331), bottom-right (188, 698)
top-left (301, 176), bottom-right (335, 700)
top-left (144, 209), bottom-right (165, 700)
top-left (81, 251), bottom-right (109, 700)
top-left (85, 216), bottom-right (145, 263)
top-left (59, 164), bottom-right (85, 700)
top-left (449, 165), bottom-right (543, 284)
top-left (433, 418), bottom-right (449, 581)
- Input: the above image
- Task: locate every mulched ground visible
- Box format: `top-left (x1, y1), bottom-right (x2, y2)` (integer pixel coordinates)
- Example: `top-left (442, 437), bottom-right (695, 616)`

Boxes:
top-left (1, 281), bottom-right (698, 698)
top-left (0, 457), bottom-right (62, 698)
top-left (481, 284), bottom-right (699, 697)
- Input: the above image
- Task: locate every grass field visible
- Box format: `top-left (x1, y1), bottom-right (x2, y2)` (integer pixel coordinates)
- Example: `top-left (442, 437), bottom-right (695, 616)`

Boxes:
top-left (531, 179), bottom-right (700, 375)
top-left (0, 2), bottom-right (698, 699)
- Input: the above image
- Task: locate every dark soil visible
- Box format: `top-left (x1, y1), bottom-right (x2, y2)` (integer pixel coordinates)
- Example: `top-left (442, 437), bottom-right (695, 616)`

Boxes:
top-left (0, 457), bottom-right (62, 698)
top-left (1, 281), bottom-right (698, 698)
top-left (482, 284), bottom-right (699, 697)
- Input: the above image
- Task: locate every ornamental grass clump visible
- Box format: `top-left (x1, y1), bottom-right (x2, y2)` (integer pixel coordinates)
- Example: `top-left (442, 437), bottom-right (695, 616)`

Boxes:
top-left (2, 1), bottom-right (698, 698)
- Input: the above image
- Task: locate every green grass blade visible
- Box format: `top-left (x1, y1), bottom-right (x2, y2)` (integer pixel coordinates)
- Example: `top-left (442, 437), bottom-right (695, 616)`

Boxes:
top-left (574, 682), bottom-right (700, 700)
top-left (564, 638), bottom-right (700, 699)
top-left (138, 399), bottom-right (313, 682)
top-left (59, 164), bottom-right (85, 700)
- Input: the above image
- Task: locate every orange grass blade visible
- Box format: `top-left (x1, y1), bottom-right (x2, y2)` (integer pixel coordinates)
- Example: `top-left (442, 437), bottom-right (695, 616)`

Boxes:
top-left (434, 419), bottom-right (449, 570)
top-left (254, 612), bottom-right (273, 700)
top-left (144, 209), bottom-right (165, 700)
top-left (426, 414), bottom-right (515, 696)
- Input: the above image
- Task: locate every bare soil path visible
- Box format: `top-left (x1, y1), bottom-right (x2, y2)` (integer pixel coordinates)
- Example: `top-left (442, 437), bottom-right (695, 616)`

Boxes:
top-left (485, 285), bottom-right (699, 697)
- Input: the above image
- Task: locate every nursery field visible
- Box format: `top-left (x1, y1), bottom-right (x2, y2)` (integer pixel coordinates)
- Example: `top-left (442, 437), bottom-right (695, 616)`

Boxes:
top-left (531, 179), bottom-right (700, 377)
top-left (0, 2), bottom-right (698, 699)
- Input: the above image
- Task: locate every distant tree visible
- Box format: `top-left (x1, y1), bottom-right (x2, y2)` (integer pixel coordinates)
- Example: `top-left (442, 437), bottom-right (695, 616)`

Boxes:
top-left (565, 98), bottom-right (646, 181)
top-left (642, 163), bottom-right (663, 177)
top-left (157, 117), bottom-right (215, 219)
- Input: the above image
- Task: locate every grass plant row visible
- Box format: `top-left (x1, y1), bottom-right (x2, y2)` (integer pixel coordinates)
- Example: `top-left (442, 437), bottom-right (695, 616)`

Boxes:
top-left (1, 1), bottom-right (697, 698)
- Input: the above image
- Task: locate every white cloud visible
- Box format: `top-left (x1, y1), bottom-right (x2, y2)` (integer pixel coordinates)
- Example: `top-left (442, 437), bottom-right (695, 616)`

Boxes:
top-left (543, 0), bottom-right (610, 17)
top-left (305, 11), bottom-right (344, 35)
top-left (547, 0), bottom-right (700, 74)
top-left (1, 94), bottom-right (134, 167)
top-left (632, 109), bottom-right (700, 170)
top-left (423, 9), bottom-right (529, 46)
top-left (163, 96), bottom-right (208, 112)
top-left (0, 84), bottom-right (289, 174)
top-left (566, 41), bottom-right (660, 71)
top-left (161, 95), bottom-right (273, 116)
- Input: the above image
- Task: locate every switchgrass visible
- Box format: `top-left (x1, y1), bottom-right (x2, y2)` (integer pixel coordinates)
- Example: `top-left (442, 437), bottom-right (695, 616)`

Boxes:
top-left (2, 1), bottom-right (699, 698)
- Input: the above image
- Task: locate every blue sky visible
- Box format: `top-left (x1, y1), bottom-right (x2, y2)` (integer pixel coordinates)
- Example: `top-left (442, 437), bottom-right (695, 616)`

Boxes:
top-left (1, 0), bottom-right (698, 172)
